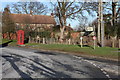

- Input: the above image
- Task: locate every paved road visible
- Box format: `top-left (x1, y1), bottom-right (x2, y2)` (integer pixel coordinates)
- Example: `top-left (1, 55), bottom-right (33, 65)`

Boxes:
top-left (1, 47), bottom-right (119, 79)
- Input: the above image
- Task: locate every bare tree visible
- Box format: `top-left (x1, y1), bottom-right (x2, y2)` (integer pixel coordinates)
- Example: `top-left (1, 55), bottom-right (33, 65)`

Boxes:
top-left (10, 2), bottom-right (48, 42)
top-left (51, 0), bottom-right (98, 42)
top-left (78, 17), bottom-right (88, 31)
top-left (11, 2), bottom-right (48, 15)
top-left (2, 6), bottom-right (15, 40)
top-left (110, 2), bottom-right (120, 47)
top-left (103, 2), bottom-right (120, 47)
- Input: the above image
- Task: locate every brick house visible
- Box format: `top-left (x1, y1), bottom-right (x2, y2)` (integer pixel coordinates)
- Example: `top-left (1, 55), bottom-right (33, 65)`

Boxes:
top-left (3, 13), bottom-right (56, 40)
top-left (10, 13), bottom-right (56, 31)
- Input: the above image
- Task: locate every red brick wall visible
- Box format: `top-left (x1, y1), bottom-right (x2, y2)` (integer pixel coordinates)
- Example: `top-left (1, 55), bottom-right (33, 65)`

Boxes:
top-left (71, 32), bottom-right (80, 39)
top-left (3, 33), bottom-right (17, 40)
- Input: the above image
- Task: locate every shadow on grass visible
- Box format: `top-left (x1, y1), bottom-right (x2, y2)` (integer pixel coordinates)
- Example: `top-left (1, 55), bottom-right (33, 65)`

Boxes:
top-left (78, 45), bottom-right (94, 49)
top-left (0, 40), bottom-right (13, 48)
top-left (118, 49), bottom-right (120, 51)
top-left (97, 42), bottom-right (101, 47)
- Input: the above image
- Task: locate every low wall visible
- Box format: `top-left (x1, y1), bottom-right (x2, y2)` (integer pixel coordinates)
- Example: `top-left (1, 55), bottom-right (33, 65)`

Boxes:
top-left (2, 33), bottom-right (17, 40)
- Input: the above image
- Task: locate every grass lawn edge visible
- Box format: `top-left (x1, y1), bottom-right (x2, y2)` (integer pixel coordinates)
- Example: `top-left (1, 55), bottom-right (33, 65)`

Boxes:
top-left (23, 44), bottom-right (119, 62)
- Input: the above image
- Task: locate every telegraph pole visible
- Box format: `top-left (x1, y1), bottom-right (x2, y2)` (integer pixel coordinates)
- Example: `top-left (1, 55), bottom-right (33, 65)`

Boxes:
top-left (98, 0), bottom-right (104, 47)
top-left (100, 0), bottom-right (104, 47)
top-left (98, 1), bottom-right (101, 44)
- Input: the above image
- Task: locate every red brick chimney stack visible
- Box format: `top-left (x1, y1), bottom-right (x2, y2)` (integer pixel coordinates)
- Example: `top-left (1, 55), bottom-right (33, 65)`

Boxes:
top-left (51, 13), bottom-right (54, 17)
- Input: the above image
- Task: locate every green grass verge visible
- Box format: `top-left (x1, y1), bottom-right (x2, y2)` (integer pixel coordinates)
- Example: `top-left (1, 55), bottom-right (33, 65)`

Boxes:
top-left (1, 39), bottom-right (17, 46)
top-left (1, 39), bottom-right (11, 44)
top-left (8, 40), bottom-right (17, 46)
top-left (1, 39), bottom-right (118, 60)
top-left (25, 43), bottom-right (119, 59)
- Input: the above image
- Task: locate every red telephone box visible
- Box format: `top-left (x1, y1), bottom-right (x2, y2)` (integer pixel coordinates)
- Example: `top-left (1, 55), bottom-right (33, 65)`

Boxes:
top-left (17, 30), bottom-right (24, 45)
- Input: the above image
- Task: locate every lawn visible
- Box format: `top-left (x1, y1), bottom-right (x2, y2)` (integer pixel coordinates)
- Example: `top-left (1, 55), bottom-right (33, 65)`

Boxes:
top-left (0, 39), bottom-right (11, 44)
top-left (25, 43), bottom-right (119, 60)
top-left (0, 39), bottom-right (17, 46)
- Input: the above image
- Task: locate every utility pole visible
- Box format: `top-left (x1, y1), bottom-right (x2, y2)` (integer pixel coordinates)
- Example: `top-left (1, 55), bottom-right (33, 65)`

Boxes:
top-left (99, 0), bottom-right (104, 47)
top-left (98, 1), bottom-right (101, 45)
top-left (101, 0), bottom-right (104, 47)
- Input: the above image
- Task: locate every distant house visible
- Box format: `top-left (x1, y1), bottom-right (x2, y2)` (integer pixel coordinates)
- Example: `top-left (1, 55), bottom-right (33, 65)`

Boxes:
top-left (2, 13), bottom-right (56, 40)
top-left (9, 13), bottom-right (56, 31)
top-left (71, 32), bottom-right (80, 39)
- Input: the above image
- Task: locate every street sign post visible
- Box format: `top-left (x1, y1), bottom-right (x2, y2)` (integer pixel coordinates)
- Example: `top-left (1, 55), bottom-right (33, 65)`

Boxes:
top-left (85, 27), bottom-right (93, 31)
top-left (93, 36), bottom-right (96, 49)
top-left (80, 37), bottom-right (83, 47)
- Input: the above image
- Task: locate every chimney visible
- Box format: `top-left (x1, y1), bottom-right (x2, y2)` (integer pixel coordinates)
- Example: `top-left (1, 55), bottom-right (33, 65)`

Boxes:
top-left (68, 24), bottom-right (71, 27)
top-left (51, 13), bottom-right (54, 17)
top-left (30, 10), bottom-right (33, 16)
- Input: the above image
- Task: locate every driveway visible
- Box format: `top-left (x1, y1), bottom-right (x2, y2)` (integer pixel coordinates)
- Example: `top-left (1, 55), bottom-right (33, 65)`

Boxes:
top-left (1, 47), bottom-right (119, 79)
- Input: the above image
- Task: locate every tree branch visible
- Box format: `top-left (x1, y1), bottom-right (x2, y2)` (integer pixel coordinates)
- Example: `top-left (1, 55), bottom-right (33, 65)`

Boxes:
top-left (66, 6), bottom-right (83, 17)
top-left (65, 0), bottom-right (75, 11)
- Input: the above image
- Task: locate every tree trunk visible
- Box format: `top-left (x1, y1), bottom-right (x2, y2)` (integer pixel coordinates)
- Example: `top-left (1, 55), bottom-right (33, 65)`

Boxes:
top-left (43, 37), bottom-right (45, 44)
top-left (111, 36), bottom-right (117, 48)
top-left (8, 32), bottom-right (11, 40)
top-left (119, 39), bottom-right (120, 48)
top-left (39, 38), bottom-right (40, 43)
top-left (29, 36), bottom-right (31, 43)
top-left (112, 38), bottom-right (115, 48)
top-left (110, 2), bottom-right (117, 48)
top-left (60, 26), bottom-right (65, 42)
top-left (68, 38), bottom-right (71, 45)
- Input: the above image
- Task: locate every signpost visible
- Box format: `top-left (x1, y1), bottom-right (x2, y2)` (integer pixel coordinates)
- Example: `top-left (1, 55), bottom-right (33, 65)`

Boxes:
top-left (80, 37), bottom-right (83, 47)
top-left (93, 36), bottom-right (96, 49)
top-left (85, 27), bottom-right (93, 31)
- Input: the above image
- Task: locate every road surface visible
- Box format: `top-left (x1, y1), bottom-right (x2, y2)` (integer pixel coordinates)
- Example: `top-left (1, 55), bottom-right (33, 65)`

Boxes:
top-left (1, 47), bottom-right (119, 79)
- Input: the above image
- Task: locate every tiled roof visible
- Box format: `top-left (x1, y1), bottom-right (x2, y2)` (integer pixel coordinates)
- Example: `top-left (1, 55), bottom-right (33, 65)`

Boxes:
top-left (10, 13), bottom-right (56, 24)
